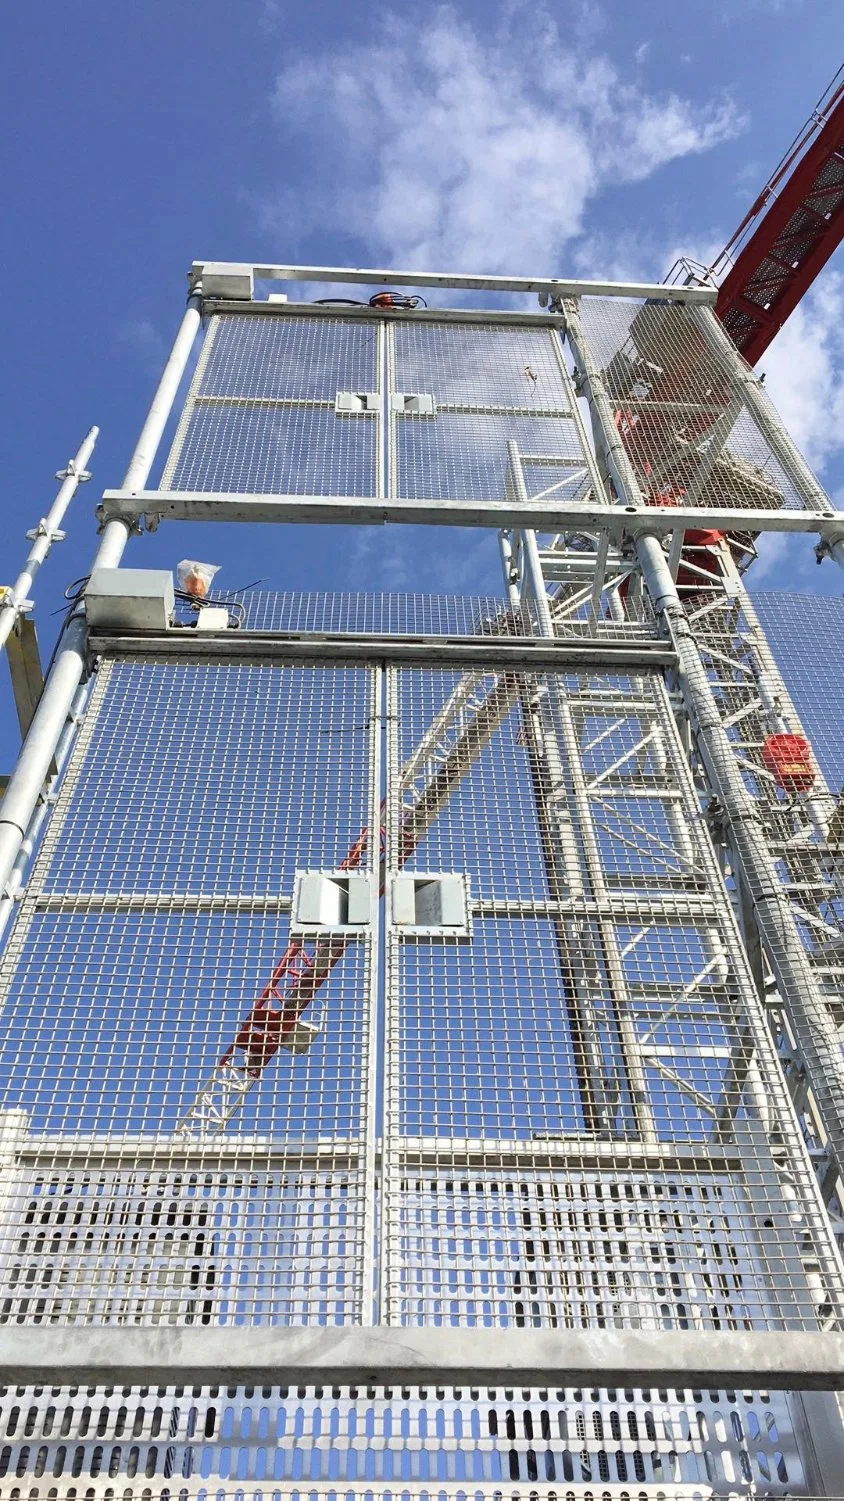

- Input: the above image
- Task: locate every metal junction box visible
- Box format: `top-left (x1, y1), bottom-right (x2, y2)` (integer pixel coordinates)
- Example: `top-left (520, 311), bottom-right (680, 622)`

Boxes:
top-left (85, 568), bottom-right (174, 630)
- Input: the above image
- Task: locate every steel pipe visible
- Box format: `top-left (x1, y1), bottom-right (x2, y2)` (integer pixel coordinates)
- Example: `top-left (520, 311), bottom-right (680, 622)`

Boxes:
top-left (0, 426), bottom-right (98, 654)
top-left (0, 292), bottom-right (202, 903)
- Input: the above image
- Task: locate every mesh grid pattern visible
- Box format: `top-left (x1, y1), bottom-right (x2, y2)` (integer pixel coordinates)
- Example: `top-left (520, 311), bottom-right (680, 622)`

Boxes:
top-left (390, 324), bottom-right (590, 504)
top-left (1, 646), bottom-right (840, 1337)
top-left (684, 584), bottom-right (844, 1029)
top-left (162, 314), bottom-right (599, 509)
top-left (576, 299), bottom-right (829, 513)
top-left (236, 592), bottom-right (509, 634)
top-left (382, 664), bottom-right (841, 1332)
top-left (0, 659), bottom-right (380, 1323)
top-left (753, 591), bottom-right (844, 793)
top-left (163, 316), bottom-right (380, 496)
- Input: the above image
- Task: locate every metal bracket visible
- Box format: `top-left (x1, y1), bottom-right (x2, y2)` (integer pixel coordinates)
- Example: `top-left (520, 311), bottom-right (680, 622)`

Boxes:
top-left (54, 461), bottom-right (91, 483)
top-left (391, 392), bottom-right (437, 416)
top-left (26, 521), bottom-right (66, 542)
top-left (392, 872), bottom-right (470, 936)
top-left (292, 870), bottom-right (372, 930)
top-left (335, 391), bottom-right (379, 415)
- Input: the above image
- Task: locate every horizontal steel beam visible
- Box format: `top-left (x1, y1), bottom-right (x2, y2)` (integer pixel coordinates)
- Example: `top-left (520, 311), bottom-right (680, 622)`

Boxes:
top-left (212, 300), bottom-right (569, 327)
top-left (3, 1325), bottom-right (843, 1390)
top-left (10, 1133), bottom-right (742, 1174)
top-left (101, 490), bottom-right (841, 535)
top-left (192, 260), bottom-right (718, 304)
top-left (87, 630), bottom-right (676, 669)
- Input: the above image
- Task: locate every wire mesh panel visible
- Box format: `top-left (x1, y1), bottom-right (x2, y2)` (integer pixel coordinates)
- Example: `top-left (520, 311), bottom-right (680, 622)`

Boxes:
top-left (162, 314), bottom-right (381, 495)
top-left (753, 591), bottom-right (844, 793)
top-left (0, 656), bottom-right (381, 1325)
top-left (382, 663), bottom-right (843, 1334)
top-left (574, 297), bottom-right (830, 514)
top-left (390, 323), bottom-right (593, 503)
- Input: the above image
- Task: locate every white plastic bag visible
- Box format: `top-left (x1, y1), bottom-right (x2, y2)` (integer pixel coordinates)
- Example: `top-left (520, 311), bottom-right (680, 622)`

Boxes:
top-left (176, 559), bottom-right (220, 599)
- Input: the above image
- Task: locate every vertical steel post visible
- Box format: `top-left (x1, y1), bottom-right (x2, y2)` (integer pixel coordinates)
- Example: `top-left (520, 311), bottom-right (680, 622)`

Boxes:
top-left (0, 427), bottom-right (99, 654)
top-left (500, 466), bottom-right (658, 1142)
top-left (564, 295), bottom-right (844, 1184)
top-left (0, 291), bottom-right (202, 903)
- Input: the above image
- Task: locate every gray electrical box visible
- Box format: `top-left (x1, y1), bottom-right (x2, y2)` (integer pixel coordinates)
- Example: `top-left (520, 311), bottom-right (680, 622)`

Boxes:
top-left (85, 569), bottom-right (175, 631)
top-left (201, 263), bottom-right (254, 300)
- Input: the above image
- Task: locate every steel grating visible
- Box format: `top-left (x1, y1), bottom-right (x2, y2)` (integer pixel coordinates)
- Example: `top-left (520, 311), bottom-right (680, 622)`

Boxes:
top-left (0, 1382), bottom-right (817, 1494)
top-left (4, 269), bottom-right (844, 1494)
top-left (161, 313), bottom-right (601, 511)
top-left (0, 640), bottom-right (840, 1339)
top-left (390, 321), bottom-right (589, 504)
top-left (382, 662), bottom-right (844, 1337)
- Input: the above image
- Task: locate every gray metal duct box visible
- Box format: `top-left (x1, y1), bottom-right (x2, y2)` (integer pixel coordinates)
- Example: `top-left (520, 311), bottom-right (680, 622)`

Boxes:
top-left (85, 569), bottom-right (174, 630)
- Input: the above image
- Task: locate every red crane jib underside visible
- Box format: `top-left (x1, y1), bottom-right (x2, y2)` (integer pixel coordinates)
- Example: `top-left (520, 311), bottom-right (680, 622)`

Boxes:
top-left (715, 95), bottom-right (844, 365)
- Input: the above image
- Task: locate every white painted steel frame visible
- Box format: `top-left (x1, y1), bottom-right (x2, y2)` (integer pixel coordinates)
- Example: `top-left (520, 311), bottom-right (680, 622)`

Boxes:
top-left (1, 1322), bottom-right (844, 1390)
top-left (190, 258), bottom-right (720, 303)
top-left (102, 487), bottom-right (844, 537)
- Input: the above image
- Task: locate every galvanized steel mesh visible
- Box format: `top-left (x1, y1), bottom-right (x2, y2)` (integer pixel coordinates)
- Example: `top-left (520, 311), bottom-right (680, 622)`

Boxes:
top-left (684, 584), bottom-right (844, 1041)
top-left (754, 591), bottom-right (844, 794)
top-left (161, 313), bottom-right (596, 508)
top-left (162, 316), bottom-right (381, 496)
top-left (0, 621), bottom-right (839, 1341)
top-left (4, 280), bottom-right (844, 1495)
top-left (575, 298), bottom-right (829, 514)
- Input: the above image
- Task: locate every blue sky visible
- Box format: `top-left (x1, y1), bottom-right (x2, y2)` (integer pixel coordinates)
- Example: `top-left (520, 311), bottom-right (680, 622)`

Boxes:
top-left (2, 0), bottom-right (844, 767)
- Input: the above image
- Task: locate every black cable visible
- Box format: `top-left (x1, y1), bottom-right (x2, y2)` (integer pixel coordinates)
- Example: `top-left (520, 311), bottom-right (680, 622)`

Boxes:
top-left (173, 588), bottom-right (246, 628)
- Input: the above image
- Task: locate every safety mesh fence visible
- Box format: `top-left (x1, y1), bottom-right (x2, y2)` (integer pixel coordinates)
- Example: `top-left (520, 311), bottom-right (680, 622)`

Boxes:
top-left (752, 591), bottom-right (844, 795)
top-left (160, 313), bottom-right (600, 514)
top-left (381, 661), bottom-right (842, 1336)
top-left (683, 584), bottom-right (844, 1046)
top-left (189, 590), bottom-right (656, 644)
top-left (0, 658), bottom-right (380, 1326)
top-left (574, 299), bottom-right (830, 514)
top-left (0, 602), bottom-right (841, 1488)
top-left (162, 316), bottom-right (381, 496)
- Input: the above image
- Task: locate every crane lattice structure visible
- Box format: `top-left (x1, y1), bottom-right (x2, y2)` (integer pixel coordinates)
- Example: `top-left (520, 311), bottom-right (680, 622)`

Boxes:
top-left (0, 252), bottom-right (844, 1498)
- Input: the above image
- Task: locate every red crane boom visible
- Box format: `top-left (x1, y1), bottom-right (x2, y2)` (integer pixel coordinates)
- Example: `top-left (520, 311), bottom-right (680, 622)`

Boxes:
top-left (714, 67), bottom-right (844, 365)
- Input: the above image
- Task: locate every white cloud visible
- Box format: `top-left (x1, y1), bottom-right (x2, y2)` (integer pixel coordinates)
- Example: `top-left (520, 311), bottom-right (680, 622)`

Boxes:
top-left (759, 270), bottom-right (844, 473)
top-left (634, 41), bottom-right (651, 64)
top-left (119, 318), bottom-right (166, 374)
top-left (267, 5), bottom-right (745, 274)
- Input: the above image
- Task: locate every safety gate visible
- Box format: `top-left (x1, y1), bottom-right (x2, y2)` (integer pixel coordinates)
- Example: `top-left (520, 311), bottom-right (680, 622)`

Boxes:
top-left (0, 626), bottom-right (839, 1489)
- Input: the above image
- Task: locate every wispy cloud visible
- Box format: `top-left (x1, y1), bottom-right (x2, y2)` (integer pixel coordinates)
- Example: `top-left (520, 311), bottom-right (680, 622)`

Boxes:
top-left (760, 270), bottom-right (844, 474)
top-left (119, 318), bottom-right (167, 375)
top-left (266, 5), bottom-right (745, 273)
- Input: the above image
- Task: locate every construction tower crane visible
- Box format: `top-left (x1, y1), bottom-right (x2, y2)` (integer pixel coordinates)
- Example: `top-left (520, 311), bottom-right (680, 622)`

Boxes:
top-left (670, 66), bottom-right (844, 365)
top-left (181, 69), bottom-right (844, 1137)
